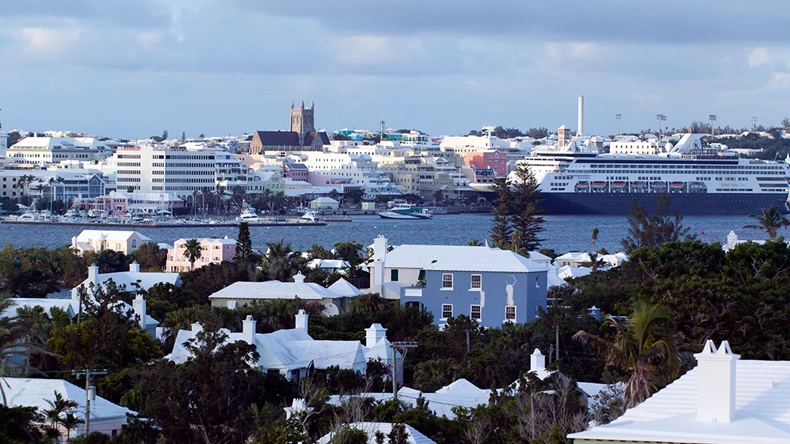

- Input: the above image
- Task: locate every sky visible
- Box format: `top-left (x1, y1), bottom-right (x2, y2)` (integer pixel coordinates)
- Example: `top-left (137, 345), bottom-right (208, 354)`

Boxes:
top-left (1, 1), bottom-right (789, 139)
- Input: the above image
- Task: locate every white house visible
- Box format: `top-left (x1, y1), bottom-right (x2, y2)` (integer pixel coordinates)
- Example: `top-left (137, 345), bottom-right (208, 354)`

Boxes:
top-left (71, 262), bottom-right (181, 336)
top-left (569, 340), bottom-right (790, 444)
top-left (71, 230), bottom-right (152, 256)
top-left (208, 272), bottom-right (362, 315)
top-left (3, 378), bottom-right (135, 439)
top-left (167, 310), bottom-right (398, 382)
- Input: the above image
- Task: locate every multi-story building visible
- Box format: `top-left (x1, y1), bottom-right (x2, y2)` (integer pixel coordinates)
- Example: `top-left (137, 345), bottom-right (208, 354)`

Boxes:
top-left (464, 149), bottom-right (508, 178)
top-left (0, 170), bottom-right (106, 202)
top-left (379, 155), bottom-right (454, 199)
top-left (166, 237), bottom-right (237, 272)
top-left (71, 230), bottom-right (152, 256)
top-left (301, 152), bottom-right (398, 198)
top-left (368, 236), bottom-right (548, 328)
top-left (6, 137), bottom-right (112, 166)
top-left (110, 142), bottom-right (219, 200)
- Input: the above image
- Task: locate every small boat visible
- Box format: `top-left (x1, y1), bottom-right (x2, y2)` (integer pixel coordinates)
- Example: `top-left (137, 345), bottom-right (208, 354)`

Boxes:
top-left (575, 181), bottom-right (590, 192)
top-left (670, 182), bottom-right (685, 189)
top-left (611, 181), bottom-right (627, 191)
top-left (379, 203), bottom-right (432, 220)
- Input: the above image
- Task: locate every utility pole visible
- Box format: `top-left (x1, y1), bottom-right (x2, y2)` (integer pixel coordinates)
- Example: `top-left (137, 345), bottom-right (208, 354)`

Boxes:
top-left (390, 341), bottom-right (417, 401)
top-left (73, 369), bottom-right (108, 435)
top-left (555, 325), bottom-right (560, 363)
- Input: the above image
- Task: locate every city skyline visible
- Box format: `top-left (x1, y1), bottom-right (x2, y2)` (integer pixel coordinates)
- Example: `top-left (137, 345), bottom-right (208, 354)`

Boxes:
top-left (1, 1), bottom-right (789, 139)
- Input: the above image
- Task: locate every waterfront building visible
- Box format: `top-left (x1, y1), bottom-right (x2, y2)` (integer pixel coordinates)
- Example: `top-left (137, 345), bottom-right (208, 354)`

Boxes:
top-left (464, 149), bottom-right (509, 178)
top-left (71, 229), bottom-right (152, 256)
top-left (108, 142), bottom-right (220, 200)
top-left (0, 169), bottom-right (106, 202)
top-left (379, 155), bottom-right (454, 200)
top-left (6, 136), bottom-right (112, 166)
top-left (569, 340), bottom-right (790, 444)
top-left (300, 151), bottom-right (397, 199)
top-left (166, 236), bottom-right (236, 272)
top-left (250, 101), bottom-right (330, 154)
top-left (168, 311), bottom-right (393, 381)
top-left (368, 236), bottom-right (548, 328)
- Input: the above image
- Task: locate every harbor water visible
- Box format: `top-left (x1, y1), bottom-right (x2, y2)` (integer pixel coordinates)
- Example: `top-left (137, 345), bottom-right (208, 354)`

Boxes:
top-left (0, 213), bottom-right (774, 254)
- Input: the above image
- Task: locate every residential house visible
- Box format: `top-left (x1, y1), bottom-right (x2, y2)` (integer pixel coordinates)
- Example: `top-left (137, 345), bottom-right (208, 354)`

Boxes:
top-left (71, 262), bottom-right (181, 336)
top-left (168, 310), bottom-right (397, 382)
top-left (71, 229), bottom-right (152, 256)
top-left (569, 340), bottom-right (790, 443)
top-left (166, 236), bottom-right (236, 272)
top-left (368, 236), bottom-right (548, 328)
top-left (4, 378), bottom-right (135, 439)
top-left (208, 272), bottom-right (362, 315)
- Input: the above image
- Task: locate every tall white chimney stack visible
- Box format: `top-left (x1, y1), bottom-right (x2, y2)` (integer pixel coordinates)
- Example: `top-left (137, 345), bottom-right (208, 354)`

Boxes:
top-left (694, 340), bottom-right (739, 423)
top-left (577, 95), bottom-right (584, 137)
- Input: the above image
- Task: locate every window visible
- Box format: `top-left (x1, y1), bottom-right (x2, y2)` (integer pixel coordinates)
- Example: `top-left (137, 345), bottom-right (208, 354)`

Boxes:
top-left (442, 273), bottom-right (453, 289)
top-left (470, 305), bottom-right (481, 320)
top-left (470, 274), bottom-right (482, 290)
top-left (505, 306), bottom-right (516, 321)
top-left (391, 269), bottom-right (399, 281)
top-left (131, 239), bottom-right (137, 248)
top-left (442, 304), bottom-right (453, 319)
top-left (418, 270), bottom-right (425, 281)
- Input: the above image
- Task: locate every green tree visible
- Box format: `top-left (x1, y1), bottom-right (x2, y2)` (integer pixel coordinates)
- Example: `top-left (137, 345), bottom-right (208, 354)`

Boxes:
top-left (621, 197), bottom-right (694, 254)
top-left (131, 243), bottom-right (167, 272)
top-left (743, 206), bottom-right (790, 240)
top-left (332, 425), bottom-right (369, 444)
top-left (574, 302), bottom-right (681, 407)
top-left (509, 163), bottom-right (544, 254)
top-left (333, 241), bottom-right (365, 278)
top-left (182, 238), bottom-right (203, 271)
top-left (489, 177), bottom-right (513, 249)
top-left (0, 405), bottom-right (44, 443)
top-left (235, 222), bottom-right (254, 261)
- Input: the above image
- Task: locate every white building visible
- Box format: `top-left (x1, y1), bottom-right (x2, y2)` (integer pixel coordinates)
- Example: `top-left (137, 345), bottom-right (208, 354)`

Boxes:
top-left (208, 273), bottom-right (362, 315)
top-left (569, 340), bottom-right (790, 444)
top-left (3, 378), bottom-right (135, 439)
top-left (168, 311), bottom-right (395, 382)
top-left (71, 230), bottom-right (152, 256)
top-left (6, 136), bottom-right (112, 166)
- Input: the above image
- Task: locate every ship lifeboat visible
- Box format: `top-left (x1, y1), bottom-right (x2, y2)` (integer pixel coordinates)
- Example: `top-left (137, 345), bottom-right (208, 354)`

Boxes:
top-left (670, 182), bottom-right (686, 192)
top-left (591, 181), bottom-right (608, 191)
top-left (575, 181), bottom-right (590, 192)
top-left (611, 181), bottom-right (627, 191)
top-left (689, 182), bottom-right (707, 192)
top-left (651, 181), bottom-right (666, 189)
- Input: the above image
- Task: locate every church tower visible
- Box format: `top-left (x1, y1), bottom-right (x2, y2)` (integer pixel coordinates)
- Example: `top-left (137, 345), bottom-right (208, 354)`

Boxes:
top-left (290, 100), bottom-right (315, 145)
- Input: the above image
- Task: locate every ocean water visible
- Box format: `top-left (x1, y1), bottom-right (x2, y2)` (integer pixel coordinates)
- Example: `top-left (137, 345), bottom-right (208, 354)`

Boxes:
top-left (0, 213), bottom-right (776, 254)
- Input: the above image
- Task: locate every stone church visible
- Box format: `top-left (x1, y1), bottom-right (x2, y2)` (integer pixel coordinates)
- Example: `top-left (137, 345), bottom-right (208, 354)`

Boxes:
top-left (250, 101), bottom-right (330, 154)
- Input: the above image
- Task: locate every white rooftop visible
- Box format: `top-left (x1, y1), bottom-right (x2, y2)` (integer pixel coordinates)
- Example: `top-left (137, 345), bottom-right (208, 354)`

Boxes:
top-left (208, 279), bottom-right (358, 301)
top-left (4, 378), bottom-right (135, 422)
top-left (317, 422), bottom-right (435, 444)
top-left (76, 230), bottom-right (152, 242)
top-left (384, 245), bottom-right (548, 273)
top-left (569, 359), bottom-right (790, 443)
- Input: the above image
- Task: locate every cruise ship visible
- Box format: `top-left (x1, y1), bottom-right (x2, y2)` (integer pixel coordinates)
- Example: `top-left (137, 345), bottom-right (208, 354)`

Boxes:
top-left (517, 134), bottom-right (790, 215)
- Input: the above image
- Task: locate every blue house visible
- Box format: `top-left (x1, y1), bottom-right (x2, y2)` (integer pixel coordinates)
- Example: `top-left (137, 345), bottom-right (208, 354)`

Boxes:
top-left (368, 236), bottom-right (548, 328)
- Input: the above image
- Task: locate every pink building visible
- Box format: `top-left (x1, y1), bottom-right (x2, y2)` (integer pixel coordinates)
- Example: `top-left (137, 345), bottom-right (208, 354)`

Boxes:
top-left (464, 150), bottom-right (508, 178)
top-left (166, 237), bottom-right (237, 272)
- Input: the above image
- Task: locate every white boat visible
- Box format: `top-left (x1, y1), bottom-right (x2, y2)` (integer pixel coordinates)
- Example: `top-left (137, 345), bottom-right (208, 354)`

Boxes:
top-left (379, 203), bottom-right (433, 220)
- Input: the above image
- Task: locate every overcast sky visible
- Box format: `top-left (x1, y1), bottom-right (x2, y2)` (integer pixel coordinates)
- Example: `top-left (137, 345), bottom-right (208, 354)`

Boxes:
top-left (2, 1), bottom-right (789, 139)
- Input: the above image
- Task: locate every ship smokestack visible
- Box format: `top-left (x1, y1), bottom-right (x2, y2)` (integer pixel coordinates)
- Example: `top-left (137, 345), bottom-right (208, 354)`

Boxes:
top-left (577, 95), bottom-right (584, 137)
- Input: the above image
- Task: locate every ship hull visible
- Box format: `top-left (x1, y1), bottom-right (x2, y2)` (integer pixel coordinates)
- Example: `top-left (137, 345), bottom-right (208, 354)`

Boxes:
top-left (537, 192), bottom-right (790, 215)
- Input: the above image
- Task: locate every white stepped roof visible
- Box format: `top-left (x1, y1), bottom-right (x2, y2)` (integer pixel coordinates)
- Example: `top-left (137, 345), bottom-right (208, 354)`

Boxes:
top-left (208, 280), bottom-right (355, 301)
top-left (570, 360), bottom-right (790, 443)
top-left (76, 230), bottom-right (152, 242)
top-left (5, 378), bottom-right (135, 422)
top-left (317, 422), bottom-right (435, 444)
top-left (384, 245), bottom-right (547, 273)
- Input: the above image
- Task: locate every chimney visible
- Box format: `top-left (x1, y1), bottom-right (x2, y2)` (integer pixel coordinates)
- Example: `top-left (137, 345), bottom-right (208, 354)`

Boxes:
top-left (293, 271), bottom-right (306, 284)
top-left (88, 263), bottom-right (99, 285)
top-left (242, 315), bottom-right (256, 345)
top-left (726, 231), bottom-right (738, 250)
top-left (365, 323), bottom-right (387, 348)
top-left (295, 309), bottom-right (308, 332)
top-left (373, 235), bottom-right (388, 261)
top-left (695, 340), bottom-right (739, 423)
top-left (577, 95), bottom-right (584, 137)
top-left (129, 260), bottom-right (140, 273)
top-left (530, 348), bottom-right (546, 374)
top-left (133, 294), bottom-right (147, 331)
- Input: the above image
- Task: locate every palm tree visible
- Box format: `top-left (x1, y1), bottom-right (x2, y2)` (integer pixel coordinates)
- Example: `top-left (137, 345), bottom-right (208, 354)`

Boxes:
top-left (573, 302), bottom-right (681, 408)
top-left (744, 207), bottom-right (790, 240)
top-left (43, 391), bottom-right (78, 439)
top-left (591, 227), bottom-right (600, 252)
top-left (466, 239), bottom-right (483, 246)
top-left (182, 238), bottom-right (203, 271)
